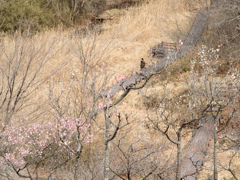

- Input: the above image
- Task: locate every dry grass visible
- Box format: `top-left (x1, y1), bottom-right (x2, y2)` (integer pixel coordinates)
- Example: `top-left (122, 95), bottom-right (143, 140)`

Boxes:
top-left (199, 149), bottom-right (240, 180)
top-left (27, 0), bottom-right (201, 120)
top-left (3, 0), bottom-right (238, 179)
top-left (0, 0), bottom-right (200, 135)
top-left (100, 0), bottom-right (199, 76)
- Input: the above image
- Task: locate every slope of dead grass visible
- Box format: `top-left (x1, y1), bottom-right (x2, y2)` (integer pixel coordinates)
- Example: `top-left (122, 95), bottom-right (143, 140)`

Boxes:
top-left (3, 0), bottom-right (238, 179)
top-left (100, 0), bottom-right (199, 76)
top-left (0, 0), bottom-right (210, 153)
top-left (0, 0), bottom-right (201, 121)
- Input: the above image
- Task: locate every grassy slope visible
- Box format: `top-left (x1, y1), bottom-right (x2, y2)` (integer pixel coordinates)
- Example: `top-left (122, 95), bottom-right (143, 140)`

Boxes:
top-left (1, 0), bottom-right (239, 179)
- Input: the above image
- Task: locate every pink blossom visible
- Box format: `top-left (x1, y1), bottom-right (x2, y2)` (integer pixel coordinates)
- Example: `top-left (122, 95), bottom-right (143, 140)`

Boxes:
top-left (98, 103), bottom-right (104, 109)
top-left (179, 40), bottom-right (183, 45)
top-left (0, 117), bottom-right (93, 169)
top-left (156, 74), bottom-right (161, 78)
top-left (115, 75), bottom-right (122, 83)
top-left (217, 132), bottom-right (223, 140)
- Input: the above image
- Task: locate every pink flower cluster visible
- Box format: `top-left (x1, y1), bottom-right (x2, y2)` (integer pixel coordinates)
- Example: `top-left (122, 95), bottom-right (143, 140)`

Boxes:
top-left (98, 100), bottom-right (113, 110)
top-left (1, 121), bottom-right (56, 168)
top-left (0, 117), bottom-right (93, 168)
top-left (115, 74), bottom-right (127, 83)
top-left (217, 132), bottom-right (223, 140)
top-left (56, 117), bottom-right (93, 145)
top-left (179, 40), bottom-right (183, 45)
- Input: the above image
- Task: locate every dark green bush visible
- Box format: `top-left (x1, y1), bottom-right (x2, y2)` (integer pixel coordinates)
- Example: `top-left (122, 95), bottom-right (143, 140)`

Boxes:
top-left (0, 0), bottom-right (108, 34)
top-left (0, 0), bottom-right (52, 33)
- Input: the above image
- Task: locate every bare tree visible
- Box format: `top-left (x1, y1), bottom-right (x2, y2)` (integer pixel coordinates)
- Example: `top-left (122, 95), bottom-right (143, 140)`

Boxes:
top-left (142, 44), bottom-right (239, 179)
top-left (108, 124), bottom-right (171, 180)
top-left (0, 31), bottom-right (62, 127)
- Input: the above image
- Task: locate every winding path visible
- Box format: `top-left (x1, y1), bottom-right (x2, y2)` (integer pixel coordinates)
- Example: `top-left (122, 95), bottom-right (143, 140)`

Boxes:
top-left (181, 114), bottom-right (215, 179)
top-left (101, 5), bottom-right (214, 179)
top-left (101, 7), bottom-right (209, 97)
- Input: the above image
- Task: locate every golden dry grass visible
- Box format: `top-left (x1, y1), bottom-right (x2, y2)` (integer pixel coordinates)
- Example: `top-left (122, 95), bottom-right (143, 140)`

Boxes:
top-left (0, 0), bottom-right (208, 150)
top-left (3, 0), bottom-right (238, 179)
top-left (100, 0), bottom-right (199, 76)
top-left (9, 0), bottom-right (199, 122)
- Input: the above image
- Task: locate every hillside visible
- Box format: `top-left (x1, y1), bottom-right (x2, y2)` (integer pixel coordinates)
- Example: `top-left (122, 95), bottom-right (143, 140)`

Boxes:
top-left (0, 0), bottom-right (239, 179)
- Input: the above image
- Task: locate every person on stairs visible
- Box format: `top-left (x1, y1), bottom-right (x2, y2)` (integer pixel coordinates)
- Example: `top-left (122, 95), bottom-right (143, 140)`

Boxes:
top-left (140, 58), bottom-right (145, 71)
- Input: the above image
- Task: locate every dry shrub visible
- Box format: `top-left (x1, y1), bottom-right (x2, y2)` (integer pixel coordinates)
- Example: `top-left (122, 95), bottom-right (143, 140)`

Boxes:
top-left (206, 0), bottom-right (240, 57)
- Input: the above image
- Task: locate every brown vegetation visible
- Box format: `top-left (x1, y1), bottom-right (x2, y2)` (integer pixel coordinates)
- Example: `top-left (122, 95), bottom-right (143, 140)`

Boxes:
top-left (0, 0), bottom-right (239, 179)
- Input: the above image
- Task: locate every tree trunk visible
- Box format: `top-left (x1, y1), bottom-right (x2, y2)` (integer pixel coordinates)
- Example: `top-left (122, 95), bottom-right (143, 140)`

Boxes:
top-left (213, 119), bottom-right (218, 180)
top-left (103, 108), bottom-right (110, 180)
top-left (104, 141), bottom-right (110, 180)
top-left (176, 134), bottom-right (182, 180)
top-left (74, 141), bottom-right (83, 180)
top-left (74, 154), bottom-right (80, 180)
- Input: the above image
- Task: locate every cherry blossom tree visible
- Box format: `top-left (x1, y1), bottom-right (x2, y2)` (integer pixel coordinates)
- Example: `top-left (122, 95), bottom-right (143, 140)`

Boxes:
top-left (0, 117), bottom-right (93, 180)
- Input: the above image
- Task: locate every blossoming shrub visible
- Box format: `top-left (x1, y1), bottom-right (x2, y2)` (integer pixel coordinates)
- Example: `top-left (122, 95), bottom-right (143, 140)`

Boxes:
top-left (188, 45), bottom-right (239, 117)
top-left (0, 117), bottom-right (93, 169)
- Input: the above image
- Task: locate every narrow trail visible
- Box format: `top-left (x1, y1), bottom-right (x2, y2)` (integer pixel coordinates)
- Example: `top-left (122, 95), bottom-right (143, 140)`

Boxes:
top-left (101, 5), bottom-right (213, 179)
top-left (180, 114), bottom-right (215, 179)
top-left (101, 7), bottom-right (209, 97)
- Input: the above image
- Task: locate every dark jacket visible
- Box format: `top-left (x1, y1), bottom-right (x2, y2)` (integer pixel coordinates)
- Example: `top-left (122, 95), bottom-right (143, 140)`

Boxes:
top-left (140, 59), bottom-right (145, 69)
